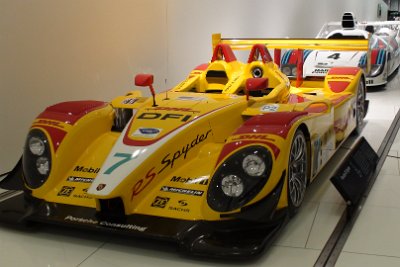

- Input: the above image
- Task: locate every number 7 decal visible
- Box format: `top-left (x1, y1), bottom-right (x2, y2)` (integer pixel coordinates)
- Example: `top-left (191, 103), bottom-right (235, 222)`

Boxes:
top-left (104, 153), bottom-right (133, 174)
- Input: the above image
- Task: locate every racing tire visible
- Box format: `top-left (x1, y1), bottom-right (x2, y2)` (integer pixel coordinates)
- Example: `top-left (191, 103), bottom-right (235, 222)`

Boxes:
top-left (354, 79), bottom-right (366, 135)
top-left (287, 129), bottom-right (308, 217)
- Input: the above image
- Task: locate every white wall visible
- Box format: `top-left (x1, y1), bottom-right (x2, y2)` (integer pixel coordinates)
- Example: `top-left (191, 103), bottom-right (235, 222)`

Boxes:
top-left (0, 0), bottom-right (167, 173)
top-left (0, 0), bottom-right (387, 173)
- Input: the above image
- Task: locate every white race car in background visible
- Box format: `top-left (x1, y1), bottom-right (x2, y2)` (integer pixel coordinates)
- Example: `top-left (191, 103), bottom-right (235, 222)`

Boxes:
top-left (281, 12), bottom-right (400, 87)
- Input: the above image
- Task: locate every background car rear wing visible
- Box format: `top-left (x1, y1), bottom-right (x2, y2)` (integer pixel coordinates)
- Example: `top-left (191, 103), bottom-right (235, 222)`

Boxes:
top-left (212, 33), bottom-right (370, 87)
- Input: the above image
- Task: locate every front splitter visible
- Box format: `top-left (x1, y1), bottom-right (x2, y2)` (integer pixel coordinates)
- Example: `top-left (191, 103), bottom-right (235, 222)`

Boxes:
top-left (0, 192), bottom-right (288, 259)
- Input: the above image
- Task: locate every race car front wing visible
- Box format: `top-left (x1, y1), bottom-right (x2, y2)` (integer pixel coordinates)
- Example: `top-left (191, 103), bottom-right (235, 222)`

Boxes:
top-left (0, 160), bottom-right (288, 259)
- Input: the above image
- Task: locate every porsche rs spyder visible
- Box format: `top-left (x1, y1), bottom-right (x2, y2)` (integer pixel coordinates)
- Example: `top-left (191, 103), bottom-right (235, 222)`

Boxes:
top-left (281, 12), bottom-right (400, 86)
top-left (0, 33), bottom-right (369, 258)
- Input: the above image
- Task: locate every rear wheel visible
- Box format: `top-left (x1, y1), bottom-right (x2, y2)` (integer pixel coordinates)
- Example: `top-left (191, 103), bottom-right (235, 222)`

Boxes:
top-left (354, 79), bottom-right (366, 134)
top-left (288, 129), bottom-right (308, 216)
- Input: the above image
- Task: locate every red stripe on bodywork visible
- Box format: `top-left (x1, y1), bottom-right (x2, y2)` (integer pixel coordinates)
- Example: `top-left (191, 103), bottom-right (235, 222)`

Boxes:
top-left (38, 126), bottom-right (67, 152)
top-left (274, 49), bottom-right (281, 67)
top-left (328, 67), bottom-right (360, 76)
top-left (215, 112), bottom-right (307, 167)
top-left (240, 112), bottom-right (308, 138)
top-left (304, 103), bottom-right (329, 113)
top-left (194, 63), bottom-right (209, 70)
top-left (371, 49), bottom-right (378, 64)
top-left (288, 94), bottom-right (308, 104)
top-left (38, 101), bottom-right (108, 125)
top-left (328, 81), bottom-right (350, 93)
top-left (288, 50), bottom-right (298, 64)
top-left (330, 94), bottom-right (351, 106)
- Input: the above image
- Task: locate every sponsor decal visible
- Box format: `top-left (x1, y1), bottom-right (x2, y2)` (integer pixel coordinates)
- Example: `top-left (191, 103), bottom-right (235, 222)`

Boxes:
top-left (137, 112), bottom-right (192, 122)
top-left (132, 127), bottom-right (161, 138)
top-left (35, 119), bottom-right (64, 129)
top-left (151, 196), bottom-right (170, 208)
top-left (58, 186), bottom-right (75, 197)
top-left (168, 206), bottom-right (190, 213)
top-left (73, 166), bottom-right (100, 174)
top-left (178, 200), bottom-right (188, 206)
top-left (170, 176), bottom-right (208, 185)
top-left (225, 76), bottom-right (240, 91)
top-left (149, 107), bottom-right (199, 113)
top-left (129, 130), bottom-right (215, 200)
top-left (131, 167), bottom-right (157, 199)
top-left (160, 186), bottom-right (204, 196)
top-left (312, 68), bottom-right (329, 74)
top-left (176, 96), bottom-right (206, 101)
top-left (231, 134), bottom-right (272, 142)
top-left (96, 184), bottom-right (106, 191)
top-left (159, 130), bottom-right (212, 173)
top-left (67, 176), bottom-right (94, 183)
top-left (261, 104), bottom-right (279, 112)
top-left (327, 76), bottom-right (350, 80)
top-left (72, 188), bottom-right (93, 199)
top-left (64, 215), bottom-right (147, 232)
top-left (122, 98), bottom-right (138, 104)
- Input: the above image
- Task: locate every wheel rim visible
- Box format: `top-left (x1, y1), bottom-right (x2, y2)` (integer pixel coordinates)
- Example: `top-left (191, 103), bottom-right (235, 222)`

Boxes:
top-left (288, 132), bottom-right (307, 208)
top-left (356, 81), bottom-right (365, 129)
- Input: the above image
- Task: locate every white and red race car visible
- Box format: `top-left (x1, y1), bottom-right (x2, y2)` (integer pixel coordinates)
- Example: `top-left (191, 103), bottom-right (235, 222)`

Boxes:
top-left (281, 12), bottom-right (400, 87)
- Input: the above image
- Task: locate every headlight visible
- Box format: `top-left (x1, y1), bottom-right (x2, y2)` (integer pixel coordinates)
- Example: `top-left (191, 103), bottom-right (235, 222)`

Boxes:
top-left (242, 154), bottom-right (266, 176)
top-left (29, 137), bottom-right (45, 156)
top-left (370, 64), bottom-right (384, 77)
top-left (282, 66), bottom-right (292, 76)
top-left (281, 64), bottom-right (296, 77)
top-left (23, 129), bottom-right (52, 189)
top-left (207, 146), bottom-right (272, 212)
top-left (292, 66), bottom-right (297, 76)
top-left (36, 157), bottom-right (50, 175)
top-left (221, 175), bottom-right (244, 197)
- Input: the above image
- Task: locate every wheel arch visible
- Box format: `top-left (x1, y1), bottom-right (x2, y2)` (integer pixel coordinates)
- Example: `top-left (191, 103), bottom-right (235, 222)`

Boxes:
top-left (297, 123), bottom-right (312, 185)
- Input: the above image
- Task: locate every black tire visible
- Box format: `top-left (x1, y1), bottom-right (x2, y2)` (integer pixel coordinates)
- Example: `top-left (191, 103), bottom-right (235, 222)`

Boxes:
top-left (287, 129), bottom-right (308, 217)
top-left (354, 79), bottom-right (366, 135)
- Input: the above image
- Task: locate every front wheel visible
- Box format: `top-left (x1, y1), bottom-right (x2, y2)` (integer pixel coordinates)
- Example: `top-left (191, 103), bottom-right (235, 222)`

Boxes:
top-left (288, 129), bottom-right (308, 216)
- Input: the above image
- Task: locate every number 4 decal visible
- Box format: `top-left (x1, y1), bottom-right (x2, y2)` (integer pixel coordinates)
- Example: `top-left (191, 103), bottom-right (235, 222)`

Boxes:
top-left (104, 153), bottom-right (133, 175)
top-left (327, 53), bottom-right (340, 60)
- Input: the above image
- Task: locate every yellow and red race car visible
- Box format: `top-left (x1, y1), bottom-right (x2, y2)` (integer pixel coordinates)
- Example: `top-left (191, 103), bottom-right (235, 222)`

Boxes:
top-left (0, 34), bottom-right (369, 258)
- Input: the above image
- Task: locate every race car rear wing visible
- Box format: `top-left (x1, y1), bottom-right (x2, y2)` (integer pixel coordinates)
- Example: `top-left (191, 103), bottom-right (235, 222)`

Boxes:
top-left (212, 33), bottom-right (370, 87)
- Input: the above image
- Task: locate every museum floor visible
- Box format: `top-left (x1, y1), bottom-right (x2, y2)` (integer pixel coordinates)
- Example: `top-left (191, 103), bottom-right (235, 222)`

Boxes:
top-left (1, 74), bottom-right (400, 267)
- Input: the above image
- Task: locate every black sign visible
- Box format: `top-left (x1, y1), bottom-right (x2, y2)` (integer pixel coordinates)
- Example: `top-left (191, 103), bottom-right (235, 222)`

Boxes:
top-left (331, 137), bottom-right (378, 206)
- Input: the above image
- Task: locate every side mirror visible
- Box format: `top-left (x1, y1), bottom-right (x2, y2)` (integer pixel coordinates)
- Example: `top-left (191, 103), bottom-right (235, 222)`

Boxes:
top-left (134, 74), bottom-right (157, 106)
top-left (135, 74), bottom-right (154, 87)
top-left (245, 78), bottom-right (268, 100)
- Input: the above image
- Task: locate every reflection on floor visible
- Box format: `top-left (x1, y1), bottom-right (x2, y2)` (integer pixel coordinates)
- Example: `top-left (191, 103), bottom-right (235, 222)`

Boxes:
top-left (1, 73), bottom-right (400, 267)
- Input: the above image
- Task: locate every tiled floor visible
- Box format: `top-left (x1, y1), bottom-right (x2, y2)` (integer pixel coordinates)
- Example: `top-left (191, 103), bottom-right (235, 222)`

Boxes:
top-left (335, 74), bottom-right (400, 267)
top-left (1, 74), bottom-right (400, 266)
